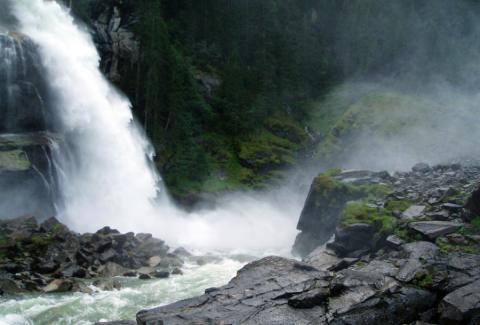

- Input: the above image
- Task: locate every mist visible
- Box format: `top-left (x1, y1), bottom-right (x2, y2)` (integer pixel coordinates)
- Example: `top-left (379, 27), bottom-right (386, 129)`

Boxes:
top-left (308, 0), bottom-right (480, 172)
top-left (3, 0), bottom-right (480, 256)
top-left (6, 0), bottom-right (304, 255)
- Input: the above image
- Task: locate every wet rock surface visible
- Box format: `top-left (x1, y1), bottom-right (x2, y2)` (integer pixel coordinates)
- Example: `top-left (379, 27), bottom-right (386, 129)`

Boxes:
top-left (0, 216), bottom-right (184, 295)
top-left (0, 32), bottom-right (59, 220)
top-left (133, 163), bottom-right (480, 325)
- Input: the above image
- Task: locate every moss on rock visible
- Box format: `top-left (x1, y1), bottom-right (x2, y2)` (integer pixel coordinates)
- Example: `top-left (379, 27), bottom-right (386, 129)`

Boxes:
top-left (0, 149), bottom-right (31, 171)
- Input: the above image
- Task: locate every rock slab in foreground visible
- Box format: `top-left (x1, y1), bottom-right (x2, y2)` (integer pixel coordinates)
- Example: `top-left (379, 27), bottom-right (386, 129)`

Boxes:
top-left (136, 255), bottom-right (436, 325)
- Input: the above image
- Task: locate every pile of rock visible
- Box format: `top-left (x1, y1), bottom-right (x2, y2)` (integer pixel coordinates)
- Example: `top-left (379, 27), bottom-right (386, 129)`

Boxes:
top-left (294, 163), bottom-right (480, 257)
top-left (0, 216), bottom-right (184, 294)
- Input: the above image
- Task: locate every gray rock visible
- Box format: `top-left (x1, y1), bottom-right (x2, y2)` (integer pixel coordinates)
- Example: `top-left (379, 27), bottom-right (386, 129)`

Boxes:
top-left (402, 242), bottom-right (439, 260)
top-left (412, 163), bottom-right (431, 173)
top-left (147, 256), bottom-right (161, 268)
top-left (439, 279), bottom-right (480, 324)
top-left (441, 203), bottom-right (463, 212)
top-left (43, 279), bottom-right (73, 293)
top-left (303, 247), bottom-right (342, 271)
top-left (386, 234), bottom-right (405, 248)
top-left (93, 279), bottom-right (121, 291)
top-left (396, 259), bottom-right (424, 282)
top-left (151, 270), bottom-right (169, 279)
top-left (402, 205), bottom-right (426, 220)
top-left (138, 273), bottom-right (151, 280)
top-left (136, 256), bottom-right (330, 324)
top-left (0, 277), bottom-right (25, 294)
top-left (408, 221), bottom-right (463, 240)
top-left (328, 224), bottom-right (375, 257)
top-left (98, 262), bottom-right (129, 277)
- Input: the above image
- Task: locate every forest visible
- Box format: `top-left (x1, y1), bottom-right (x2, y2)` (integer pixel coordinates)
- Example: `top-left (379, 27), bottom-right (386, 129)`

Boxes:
top-left (65, 0), bottom-right (480, 203)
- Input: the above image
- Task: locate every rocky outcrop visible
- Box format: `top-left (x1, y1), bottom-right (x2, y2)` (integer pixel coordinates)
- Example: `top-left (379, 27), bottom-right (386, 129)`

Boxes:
top-left (293, 171), bottom-right (371, 256)
top-left (294, 163), bottom-right (480, 258)
top-left (88, 1), bottom-right (138, 83)
top-left (130, 163), bottom-right (480, 325)
top-left (135, 248), bottom-right (456, 325)
top-left (0, 216), bottom-right (183, 295)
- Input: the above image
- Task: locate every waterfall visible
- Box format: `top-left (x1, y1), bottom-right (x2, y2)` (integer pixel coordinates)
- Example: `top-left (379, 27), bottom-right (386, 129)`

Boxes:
top-left (7, 0), bottom-right (300, 253)
top-left (10, 0), bottom-right (163, 231)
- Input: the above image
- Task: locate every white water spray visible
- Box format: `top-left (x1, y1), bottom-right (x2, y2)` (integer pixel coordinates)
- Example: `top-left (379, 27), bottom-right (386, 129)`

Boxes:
top-left (10, 0), bottom-right (300, 254)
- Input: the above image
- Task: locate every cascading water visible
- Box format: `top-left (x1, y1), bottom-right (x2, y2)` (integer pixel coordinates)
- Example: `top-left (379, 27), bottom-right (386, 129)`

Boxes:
top-left (8, 0), bottom-right (301, 254)
top-left (11, 0), bottom-right (163, 234)
top-left (0, 1), bottom-right (301, 323)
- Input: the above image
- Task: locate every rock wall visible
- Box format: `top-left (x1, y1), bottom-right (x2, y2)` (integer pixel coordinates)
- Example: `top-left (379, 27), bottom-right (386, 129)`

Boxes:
top-left (0, 32), bottom-right (59, 220)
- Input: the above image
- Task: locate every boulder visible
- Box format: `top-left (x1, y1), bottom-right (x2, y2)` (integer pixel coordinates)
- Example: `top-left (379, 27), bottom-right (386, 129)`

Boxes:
top-left (293, 173), bottom-right (365, 257)
top-left (151, 270), bottom-right (169, 279)
top-left (386, 234), bottom-right (405, 248)
top-left (327, 224), bottom-right (375, 257)
top-left (402, 205), bottom-right (426, 220)
top-left (439, 279), bottom-right (480, 324)
top-left (98, 262), bottom-right (129, 278)
top-left (465, 185), bottom-right (480, 218)
top-left (147, 256), bottom-right (161, 267)
top-left (93, 279), bottom-right (122, 291)
top-left (43, 279), bottom-right (73, 293)
top-left (402, 242), bottom-right (439, 260)
top-left (0, 277), bottom-right (25, 294)
top-left (408, 221), bottom-right (463, 240)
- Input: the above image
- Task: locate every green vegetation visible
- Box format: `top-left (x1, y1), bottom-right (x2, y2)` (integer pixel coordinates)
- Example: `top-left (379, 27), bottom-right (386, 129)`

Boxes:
top-left (341, 201), bottom-right (396, 243)
top-left (0, 150), bottom-right (31, 171)
top-left (435, 236), bottom-right (479, 254)
top-left (414, 271), bottom-right (434, 289)
top-left (64, 0), bottom-right (480, 201)
top-left (472, 216), bottom-right (480, 231)
top-left (385, 199), bottom-right (413, 213)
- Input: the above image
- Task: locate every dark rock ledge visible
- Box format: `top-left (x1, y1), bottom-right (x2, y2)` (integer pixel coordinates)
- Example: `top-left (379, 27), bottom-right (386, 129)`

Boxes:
top-left (102, 163), bottom-right (480, 325)
top-left (0, 216), bottom-right (186, 295)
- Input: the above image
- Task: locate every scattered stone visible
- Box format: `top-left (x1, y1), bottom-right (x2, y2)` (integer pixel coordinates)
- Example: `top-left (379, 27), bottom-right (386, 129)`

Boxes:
top-left (402, 205), bottom-right (426, 220)
top-left (446, 233), bottom-right (469, 245)
top-left (439, 279), bottom-right (480, 324)
top-left (386, 234), bottom-right (405, 248)
top-left (171, 268), bottom-right (183, 275)
top-left (408, 221), bottom-right (463, 240)
top-left (426, 210), bottom-right (450, 221)
top-left (442, 203), bottom-right (463, 212)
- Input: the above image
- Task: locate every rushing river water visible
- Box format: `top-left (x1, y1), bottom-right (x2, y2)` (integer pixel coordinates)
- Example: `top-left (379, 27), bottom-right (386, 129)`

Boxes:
top-left (0, 257), bottom-right (247, 325)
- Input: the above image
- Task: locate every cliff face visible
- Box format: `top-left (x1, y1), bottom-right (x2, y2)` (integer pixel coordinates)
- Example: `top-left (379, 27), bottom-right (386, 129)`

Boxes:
top-left (0, 32), bottom-right (59, 220)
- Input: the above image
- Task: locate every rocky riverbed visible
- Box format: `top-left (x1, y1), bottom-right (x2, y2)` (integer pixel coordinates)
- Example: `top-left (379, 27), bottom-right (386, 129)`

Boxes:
top-left (115, 163), bottom-right (480, 325)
